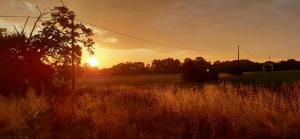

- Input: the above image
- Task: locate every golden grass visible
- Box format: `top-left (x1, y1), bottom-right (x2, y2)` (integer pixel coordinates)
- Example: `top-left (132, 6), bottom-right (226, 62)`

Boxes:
top-left (0, 83), bottom-right (300, 139)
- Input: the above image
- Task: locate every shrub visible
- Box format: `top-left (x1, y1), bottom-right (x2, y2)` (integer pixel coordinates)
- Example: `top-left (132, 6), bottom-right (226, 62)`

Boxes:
top-left (182, 57), bottom-right (218, 82)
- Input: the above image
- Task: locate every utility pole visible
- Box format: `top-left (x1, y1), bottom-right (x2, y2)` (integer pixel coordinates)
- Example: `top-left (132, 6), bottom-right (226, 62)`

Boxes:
top-left (235, 44), bottom-right (243, 75)
top-left (71, 15), bottom-right (75, 91)
top-left (238, 44), bottom-right (240, 61)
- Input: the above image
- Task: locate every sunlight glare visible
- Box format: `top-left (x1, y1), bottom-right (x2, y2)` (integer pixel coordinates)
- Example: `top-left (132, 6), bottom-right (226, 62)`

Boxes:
top-left (88, 57), bottom-right (99, 67)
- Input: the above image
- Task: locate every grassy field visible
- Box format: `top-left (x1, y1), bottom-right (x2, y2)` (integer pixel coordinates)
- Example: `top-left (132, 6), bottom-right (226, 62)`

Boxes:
top-left (0, 71), bottom-right (300, 138)
top-left (78, 74), bottom-right (182, 87)
top-left (222, 70), bottom-right (300, 84)
top-left (79, 70), bottom-right (300, 87)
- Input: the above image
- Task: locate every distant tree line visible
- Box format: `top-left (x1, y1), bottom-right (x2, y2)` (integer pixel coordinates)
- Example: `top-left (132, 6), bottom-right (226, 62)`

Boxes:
top-left (96, 58), bottom-right (182, 76)
top-left (97, 58), bottom-right (300, 76)
top-left (274, 59), bottom-right (300, 71)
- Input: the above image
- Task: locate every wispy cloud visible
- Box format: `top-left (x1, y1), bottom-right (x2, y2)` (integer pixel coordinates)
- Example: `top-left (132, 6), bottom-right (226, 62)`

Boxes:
top-left (23, 1), bottom-right (36, 13)
top-left (92, 27), bottom-right (107, 36)
top-left (103, 37), bottom-right (119, 44)
top-left (0, 19), bottom-right (13, 29)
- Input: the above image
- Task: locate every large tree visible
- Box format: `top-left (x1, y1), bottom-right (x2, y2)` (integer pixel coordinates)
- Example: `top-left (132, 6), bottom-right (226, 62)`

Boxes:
top-left (0, 29), bottom-right (53, 96)
top-left (151, 58), bottom-right (181, 74)
top-left (38, 6), bottom-right (94, 67)
top-left (38, 6), bottom-right (95, 90)
top-left (182, 57), bottom-right (218, 82)
top-left (0, 6), bottom-right (95, 95)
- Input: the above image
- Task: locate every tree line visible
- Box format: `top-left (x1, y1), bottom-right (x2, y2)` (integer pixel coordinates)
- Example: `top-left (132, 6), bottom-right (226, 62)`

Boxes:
top-left (94, 58), bottom-right (182, 76)
top-left (95, 58), bottom-right (300, 76)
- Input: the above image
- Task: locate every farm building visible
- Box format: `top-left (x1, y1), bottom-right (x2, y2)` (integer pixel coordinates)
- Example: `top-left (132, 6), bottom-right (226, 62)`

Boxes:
top-left (262, 61), bottom-right (274, 71)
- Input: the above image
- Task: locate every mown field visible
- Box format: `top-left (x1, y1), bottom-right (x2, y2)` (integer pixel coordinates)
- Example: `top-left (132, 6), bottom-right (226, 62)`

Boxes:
top-left (78, 74), bottom-right (182, 87)
top-left (0, 71), bottom-right (300, 139)
top-left (79, 70), bottom-right (300, 87)
top-left (223, 70), bottom-right (300, 84)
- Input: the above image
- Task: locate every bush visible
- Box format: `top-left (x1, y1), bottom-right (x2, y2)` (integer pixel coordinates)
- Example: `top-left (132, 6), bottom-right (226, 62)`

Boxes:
top-left (182, 57), bottom-right (218, 82)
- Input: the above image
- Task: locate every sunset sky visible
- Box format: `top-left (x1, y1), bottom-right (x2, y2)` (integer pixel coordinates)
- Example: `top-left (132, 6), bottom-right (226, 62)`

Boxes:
top-left (1, 0), bottom-right (300, 68)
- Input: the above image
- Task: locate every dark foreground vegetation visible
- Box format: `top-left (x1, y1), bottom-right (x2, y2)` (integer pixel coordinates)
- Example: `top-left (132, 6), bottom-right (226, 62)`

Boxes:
top-left (0, 6), bottom-right (94, 96)
top-left (0, 70), bottom-right (300, 138)
top-left (0, 83), bottom-right (299, 139)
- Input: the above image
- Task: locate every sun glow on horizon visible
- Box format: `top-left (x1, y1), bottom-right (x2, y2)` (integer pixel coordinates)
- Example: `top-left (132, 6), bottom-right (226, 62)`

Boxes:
top-left (88, 57), bottom-right (99, 67)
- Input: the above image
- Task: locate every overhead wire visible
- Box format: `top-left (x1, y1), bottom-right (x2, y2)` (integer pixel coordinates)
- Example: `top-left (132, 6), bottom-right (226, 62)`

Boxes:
top-left (1, 0), bottom-right (237, 54)
top-left (55, 0), bottom-right (236, 53)
top-left (0, 15), bottom-right (235, 53)
top-left (239, 47), bottom-right (262, 60)
top-left (75, 18), bottom-right (236, 52)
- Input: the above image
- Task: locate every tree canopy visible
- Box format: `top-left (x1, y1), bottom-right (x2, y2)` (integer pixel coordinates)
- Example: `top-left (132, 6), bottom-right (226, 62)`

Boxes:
top-left (39, 6), bottom-right (94, 66)
top-left (0, 6), bottom-right (95, 96)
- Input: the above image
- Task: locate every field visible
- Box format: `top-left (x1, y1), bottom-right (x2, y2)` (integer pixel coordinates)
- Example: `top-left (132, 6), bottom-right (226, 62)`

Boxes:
top-left (79, 70), bottom-right (300, 87)
top-left (1, 71), bottom-right (300, 138)
top-left (223, 70), bottom-right (300, 84)
top-left (78, 74), bottom-right (182, 87)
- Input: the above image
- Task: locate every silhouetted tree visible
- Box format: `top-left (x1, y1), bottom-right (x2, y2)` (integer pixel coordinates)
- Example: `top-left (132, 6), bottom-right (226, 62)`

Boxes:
top-left (0, 29), bottom-right (53, 96)
top-left (151, 58), bottom-right (181, 74)
top-left (182, 57), bottom-right (218, 82)
top-left (274, 59), bottom-right (300, 71)
top-left (110, 62), bottom-right (147, 75)
top-left (39, 6), bottom-right (95, 79)
top-left (0, 6), bottom-right (95, 96)
top-left (213, 59), bottom-right (261, 74)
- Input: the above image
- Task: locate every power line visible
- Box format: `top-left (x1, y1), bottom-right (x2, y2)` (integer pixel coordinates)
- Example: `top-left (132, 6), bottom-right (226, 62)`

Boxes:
top-left (239, 47), bottom-right (261, 60)
top-left (75, 18), bottom-right (235, 52)
top-left (0, 16), bottom-right (37, 18)
top-left (52, 1), bottom-right (233, 52)
top-left (0, 16), bottom-right (51, 19)
top-left (238, 44), bottom-right (240, 61)
top-left (0, 15), bottom-right (235, 53)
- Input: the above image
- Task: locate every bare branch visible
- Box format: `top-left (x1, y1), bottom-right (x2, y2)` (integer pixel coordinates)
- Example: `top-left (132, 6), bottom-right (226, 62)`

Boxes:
top-left (14, 25), bottom-right (20, 36)
top-left (30, 13), bottom-right (44, 38)
top-left (29, 6), bottom-right (53, 38)
top-left (36, 6), bottom-right (43, 14)
top-left (21, 16), bottom-right (30, 35)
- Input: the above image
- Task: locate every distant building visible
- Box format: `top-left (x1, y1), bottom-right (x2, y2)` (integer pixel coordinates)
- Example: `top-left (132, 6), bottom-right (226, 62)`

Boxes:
top-left (262, 61), bottom-right (274, 71)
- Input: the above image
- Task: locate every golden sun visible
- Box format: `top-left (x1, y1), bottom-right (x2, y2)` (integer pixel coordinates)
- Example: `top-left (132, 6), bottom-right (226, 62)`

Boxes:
top-left (88, 57), bottom-right (99, 67)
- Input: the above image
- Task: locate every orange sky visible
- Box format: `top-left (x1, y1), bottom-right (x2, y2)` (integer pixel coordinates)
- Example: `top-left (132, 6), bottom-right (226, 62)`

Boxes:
top-left (1, 0), bottom-right (300, 68)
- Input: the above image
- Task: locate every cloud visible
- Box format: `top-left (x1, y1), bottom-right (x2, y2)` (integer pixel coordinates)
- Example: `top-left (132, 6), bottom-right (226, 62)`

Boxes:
top-left (0, 19), bottom-right (22, 31)
top-left (103, 37), bottom-right (119, 44)
top-left (0, 0), bottom-right (39, 15)
top-left (92, 27), bottom-right (107, 36)
top-left (23, 1), bottom-right (36, 13)
top-left (0, 19), bottom-right (12, 29)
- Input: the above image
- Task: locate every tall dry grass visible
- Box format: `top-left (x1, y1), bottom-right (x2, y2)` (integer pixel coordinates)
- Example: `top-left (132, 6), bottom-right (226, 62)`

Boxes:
top-left (0, 83), bottom-right (300, 139)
